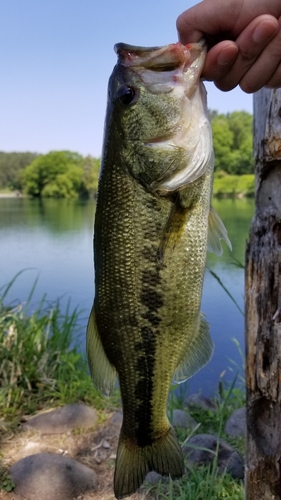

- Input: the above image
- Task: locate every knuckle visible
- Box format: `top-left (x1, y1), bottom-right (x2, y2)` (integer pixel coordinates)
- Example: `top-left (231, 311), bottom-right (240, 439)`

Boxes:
top-left (266, 67), bottom-right (281, 89)
top-left (239, 46), bottom-right (257, 63)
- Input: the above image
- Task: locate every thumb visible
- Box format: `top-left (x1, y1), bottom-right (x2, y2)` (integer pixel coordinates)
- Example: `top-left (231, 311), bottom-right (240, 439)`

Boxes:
top-left (176, 4), bottom-right (206, 44)
top-left (176, 0), bottom-right (241, 45)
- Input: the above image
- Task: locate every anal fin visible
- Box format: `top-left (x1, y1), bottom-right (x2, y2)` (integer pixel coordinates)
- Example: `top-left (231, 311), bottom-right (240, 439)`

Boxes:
top-left (173, 314), bottom-right (214, 384)
top-left (86, 306), bottom-right (116, 397)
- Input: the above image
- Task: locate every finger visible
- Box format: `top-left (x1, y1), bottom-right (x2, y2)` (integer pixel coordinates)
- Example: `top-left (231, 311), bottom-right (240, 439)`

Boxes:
top-left (176, 6), bottom-right (205, 44)
top-left (176, 0), bottom-right (242, 45)
top-left (265, 62), bottom-right (281, 89)
top-left (201, 42), bottom-right (239, 81)
top-left (214, 15), bottom-right (279, 91)
top-left (239, 20), bottom-right (281, 92)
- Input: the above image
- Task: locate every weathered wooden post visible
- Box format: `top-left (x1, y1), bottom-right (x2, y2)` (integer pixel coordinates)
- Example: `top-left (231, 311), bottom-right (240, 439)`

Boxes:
top-left (245, 88), bottom-right (281, 499)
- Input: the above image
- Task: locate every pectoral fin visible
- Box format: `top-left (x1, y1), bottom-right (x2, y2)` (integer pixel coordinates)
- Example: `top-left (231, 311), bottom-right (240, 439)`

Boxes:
top-left (207, 206), bottom-right (232, 256)
top-left (159, 198), bottom-right (189, 260)
top-left (173, 314), bottom-right (214, 384)
top-left (86, 306), bottom-right (116, 397)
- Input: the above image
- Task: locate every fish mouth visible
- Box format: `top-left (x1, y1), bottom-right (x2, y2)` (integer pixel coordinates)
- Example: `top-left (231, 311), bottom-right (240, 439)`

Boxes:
top-left (113, 41), bottom-right (211, 192)
top-left (114, 40), bottom-right (207, 101)
top-left (114, 40), bottom-right (206, 74)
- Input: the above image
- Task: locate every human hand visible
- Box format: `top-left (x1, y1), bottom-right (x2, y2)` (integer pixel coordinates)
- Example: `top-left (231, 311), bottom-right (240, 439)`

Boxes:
top-left (177, 0), bottom-right (281, 92)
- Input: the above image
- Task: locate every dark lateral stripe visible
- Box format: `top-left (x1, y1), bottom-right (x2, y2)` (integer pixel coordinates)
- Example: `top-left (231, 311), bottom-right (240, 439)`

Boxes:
top-left (134, 326), bottom-right (156, 447)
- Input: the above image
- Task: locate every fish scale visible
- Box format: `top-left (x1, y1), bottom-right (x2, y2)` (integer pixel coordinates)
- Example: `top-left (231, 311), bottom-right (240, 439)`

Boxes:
top-left (86, 40), bottom-right (231, 499)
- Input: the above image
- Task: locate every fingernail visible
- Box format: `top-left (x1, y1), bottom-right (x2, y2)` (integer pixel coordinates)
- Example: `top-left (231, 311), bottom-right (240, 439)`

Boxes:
top-left (217, 46), bottom-right (238, 66)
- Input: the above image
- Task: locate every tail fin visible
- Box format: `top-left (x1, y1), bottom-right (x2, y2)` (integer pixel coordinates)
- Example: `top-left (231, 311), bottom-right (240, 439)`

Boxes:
top-left (114, 426), bottom-right (184, 499)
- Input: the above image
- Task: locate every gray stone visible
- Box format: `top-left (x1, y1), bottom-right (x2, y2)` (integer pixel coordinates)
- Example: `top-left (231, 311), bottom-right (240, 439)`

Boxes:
top-left (23, 404), bottom-right (97, 434)
top-left (183, 433), bottom-right (244, 480)
top-left (225, 450), bottom-right (244, 479)
top-left (145, 471), bottom-right (164, 484)
top-left (109, 410), bottom-right (123, 428)
top-left (184, 394), bottom-right (216, 412)
top-left (10, 452), bottom-right (96, 500)
top-left (224, 407), bottom-right (246, 438)
top-left (171, 409), bottom-right (197, 430)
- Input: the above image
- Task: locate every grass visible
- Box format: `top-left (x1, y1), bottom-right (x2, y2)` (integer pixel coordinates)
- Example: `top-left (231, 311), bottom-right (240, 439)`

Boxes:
top-left (0, 272), bottom-right (108, 420)
top-left (149, 379), bottom-right (245, 499)
top-left (0, 273), bottom-right (245, 499)
top-left (213, 173), bottom-right (254, 197)
top-left (148, 467), bottom-right (244, 500)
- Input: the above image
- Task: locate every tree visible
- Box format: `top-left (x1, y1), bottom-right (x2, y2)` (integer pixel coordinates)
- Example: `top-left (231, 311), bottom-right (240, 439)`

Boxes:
top-left (245, 89), bottom-right (281, 498)
top-left (23, 151), bottom-right (84, 198)
top-left (80, 156), bottom-right (100, 199)
top-left (211, 111), bottom-right (254, 175)
top-left (211, 115), bottom-right (234, 172)
top-left (0, 151), bottom-right (38, 191)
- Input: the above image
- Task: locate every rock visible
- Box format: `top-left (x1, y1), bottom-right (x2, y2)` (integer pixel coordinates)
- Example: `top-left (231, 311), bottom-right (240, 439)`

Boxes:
top-left (145, 471), bottom-right (164, 484)
top-left (184, 394), bottom-right (216, 412)
top-left (23, 404), bottom-right (97, 434)
top-left (10, 452), bottom-right (96, 500)
top-left (224, 407), bottom-right (246, 438)
top-left (225, 450), bottom-right (244, 479)
top-left (109, 410), bottom-right (123, 428)
top-left (171, 409), bottom-right (197, 430)
top-left (183, 433), bottom-right (244, 480)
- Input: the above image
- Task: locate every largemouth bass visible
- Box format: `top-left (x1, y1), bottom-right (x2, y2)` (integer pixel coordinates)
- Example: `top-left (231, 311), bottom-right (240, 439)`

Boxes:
top-left (87, 40), bottom-right (231, 499)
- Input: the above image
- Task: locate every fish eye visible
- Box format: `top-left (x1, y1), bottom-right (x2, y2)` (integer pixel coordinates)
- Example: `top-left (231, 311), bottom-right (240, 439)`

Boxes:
top-left (117, 85), bottom-right (138, 105)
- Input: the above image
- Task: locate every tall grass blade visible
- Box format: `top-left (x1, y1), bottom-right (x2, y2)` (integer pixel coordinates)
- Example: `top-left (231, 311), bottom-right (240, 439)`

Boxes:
top-left (0, 268), bottom-right (35, 303)
top-left (208, 268), bottom-right (244, 316)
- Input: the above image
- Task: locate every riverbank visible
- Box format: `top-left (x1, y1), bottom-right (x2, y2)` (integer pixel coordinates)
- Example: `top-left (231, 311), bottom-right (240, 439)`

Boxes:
top-left (0, 191), bottom-right (22, 198)
top-left (0, 174), bottom-right (255, 199)
top-left (213, 173), bottom-right (254, 197)
top-left (0, 282), bottom-right (245, 499)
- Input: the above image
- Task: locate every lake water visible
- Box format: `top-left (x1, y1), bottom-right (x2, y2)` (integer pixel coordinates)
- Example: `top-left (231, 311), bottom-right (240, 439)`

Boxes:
top-left (0, 196), bottom-right (254, 396)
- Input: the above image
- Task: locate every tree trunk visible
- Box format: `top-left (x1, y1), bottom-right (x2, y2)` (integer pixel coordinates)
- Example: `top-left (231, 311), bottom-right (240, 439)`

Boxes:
top-left (245, 88), bottom-right (281, 499)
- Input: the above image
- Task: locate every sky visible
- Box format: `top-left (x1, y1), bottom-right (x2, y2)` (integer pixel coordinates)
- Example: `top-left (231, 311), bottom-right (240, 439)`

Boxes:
top-left (0, 1), bottom-right (253, 159)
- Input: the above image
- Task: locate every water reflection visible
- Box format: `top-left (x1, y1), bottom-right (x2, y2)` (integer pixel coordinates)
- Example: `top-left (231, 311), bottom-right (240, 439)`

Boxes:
top-left (0, 197), bottom-right (254, 396)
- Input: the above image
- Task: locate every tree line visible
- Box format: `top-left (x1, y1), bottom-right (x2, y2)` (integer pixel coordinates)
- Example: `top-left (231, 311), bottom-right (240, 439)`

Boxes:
top-left (0, 151), bottom-right (100, 199)
top-left (0, 111), bottom-right (253, 198)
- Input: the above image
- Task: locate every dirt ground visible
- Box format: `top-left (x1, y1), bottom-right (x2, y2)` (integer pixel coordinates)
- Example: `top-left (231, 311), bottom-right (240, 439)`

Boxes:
top-left (0, 411), bottom-right (153, 500)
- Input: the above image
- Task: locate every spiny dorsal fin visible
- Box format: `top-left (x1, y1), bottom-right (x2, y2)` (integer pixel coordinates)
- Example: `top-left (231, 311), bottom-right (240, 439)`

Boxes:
top-left (86, 306), bottom-right (116, 397)
top-left (173, 314), bottom-right (214, 384)
top-left (207, 206), bottom-right (232, 256)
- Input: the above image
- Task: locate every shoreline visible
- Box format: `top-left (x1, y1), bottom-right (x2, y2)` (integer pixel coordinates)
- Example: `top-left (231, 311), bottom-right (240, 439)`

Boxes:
top-left (0, 192), bottom-right (23, 198)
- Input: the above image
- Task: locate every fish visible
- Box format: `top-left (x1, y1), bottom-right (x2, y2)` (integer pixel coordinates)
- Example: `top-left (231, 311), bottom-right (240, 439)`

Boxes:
top-left (86, 40), bottom-right (231, 499)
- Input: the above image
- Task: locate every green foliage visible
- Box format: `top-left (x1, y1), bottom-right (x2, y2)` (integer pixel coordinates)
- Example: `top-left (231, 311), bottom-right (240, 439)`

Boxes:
top-left (0, 151), bottom-right (38, 191)
top-left (0, 110), bottom-right (253, 197)
top-left (23, 151), bottom-right (84, 198)
top-left (148, 466), bottom-right (244, 499)
top-left (149, 380), bottom-right (245, 500)
top-left (0, 468), bottom-right (15, 492)
top-left (213, 173), bottom-right (254, 197)
top-left (211, 111), bottom-right (253, 175)
top-left (80, 155), bottom-right (100, 199)
top-left (22, 151), bottom-right (100, 198)
top-left (0, 272), bottom-right (105, 418)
